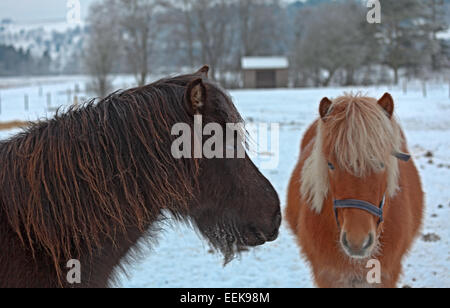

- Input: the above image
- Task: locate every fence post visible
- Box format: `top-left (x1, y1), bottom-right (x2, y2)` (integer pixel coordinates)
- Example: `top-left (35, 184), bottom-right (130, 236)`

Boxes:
top-left (24, 94), bottom-right (29, 111)
top-left (402, 80), bottom-right (407, 95)
top-left (422, 80), bottom-right (427, 98)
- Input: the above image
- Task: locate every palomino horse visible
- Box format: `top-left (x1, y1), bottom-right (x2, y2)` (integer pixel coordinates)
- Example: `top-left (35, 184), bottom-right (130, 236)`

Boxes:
top-left (286, 93), bottom-right (423, 288)
top-left (0, 66), bottom-right (281, 288)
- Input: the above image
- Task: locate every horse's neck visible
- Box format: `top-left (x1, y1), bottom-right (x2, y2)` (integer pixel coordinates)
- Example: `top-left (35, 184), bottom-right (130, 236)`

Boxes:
top-left (74, 223), bottom-right (157, 287)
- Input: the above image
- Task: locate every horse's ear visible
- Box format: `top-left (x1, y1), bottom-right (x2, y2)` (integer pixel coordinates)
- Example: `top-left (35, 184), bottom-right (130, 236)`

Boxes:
top-left (378, 93), bottom-right (394, 118)
top-left (195, 65), bottom-right (209, 78)
top-left (319, 97), bottom-right (333, 120)
top-left (185, 78), bottom-right (207, 115)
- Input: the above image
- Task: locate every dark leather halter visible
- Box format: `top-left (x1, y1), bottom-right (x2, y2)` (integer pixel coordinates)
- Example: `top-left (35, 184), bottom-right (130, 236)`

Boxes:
top-left (332, 152), bottom-right (411, 230)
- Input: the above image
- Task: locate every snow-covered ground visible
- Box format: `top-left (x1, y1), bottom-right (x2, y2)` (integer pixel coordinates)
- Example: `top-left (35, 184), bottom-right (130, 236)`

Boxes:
top-left (0, 77), bottom-right (448, 288)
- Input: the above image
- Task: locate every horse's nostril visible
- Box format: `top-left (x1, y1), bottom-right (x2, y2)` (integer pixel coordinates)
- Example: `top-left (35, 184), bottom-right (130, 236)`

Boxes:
top-left (363, 233), bottom-right (374, 250)
top-left (341, 232), bottom-right (374, 257)
top-left (274, 212), bottom-right (282, 227)
top-left (342, 232), bottom-right (349, 248)
top-left (267, 229), bottom-right (278, 241)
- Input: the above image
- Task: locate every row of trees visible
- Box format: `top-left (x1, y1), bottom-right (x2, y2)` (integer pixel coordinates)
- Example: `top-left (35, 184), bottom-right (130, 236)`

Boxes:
top-left (0, 45), bottom-right (51, 76)
top-left (84, 0), bottom-right (289, 95)
top-left (291, 0), bottom-right (450, 87)
top-left (84, 0), bottom-right (450, 95)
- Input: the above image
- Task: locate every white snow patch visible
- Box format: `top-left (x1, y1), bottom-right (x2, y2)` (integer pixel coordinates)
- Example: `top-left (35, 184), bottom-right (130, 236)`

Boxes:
top-left (241, 57), bottom-right (289, 70)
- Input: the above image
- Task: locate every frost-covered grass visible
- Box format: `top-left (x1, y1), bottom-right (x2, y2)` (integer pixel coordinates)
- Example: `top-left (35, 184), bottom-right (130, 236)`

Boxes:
top-left (0, 77), bottom-right (448, 288)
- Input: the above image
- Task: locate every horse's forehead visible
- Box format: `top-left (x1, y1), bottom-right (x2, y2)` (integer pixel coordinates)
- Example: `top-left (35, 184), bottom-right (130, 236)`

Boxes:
top-left (331, 102), bottom-right (346, 111)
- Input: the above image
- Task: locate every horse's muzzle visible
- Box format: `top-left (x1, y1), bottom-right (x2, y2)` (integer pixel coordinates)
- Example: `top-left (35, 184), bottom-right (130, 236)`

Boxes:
top-left (341, 232), bottom-right (375, 259)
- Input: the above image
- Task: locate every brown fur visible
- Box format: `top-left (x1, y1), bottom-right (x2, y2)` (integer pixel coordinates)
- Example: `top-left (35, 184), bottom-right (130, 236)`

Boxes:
top-left (0, 68), bottom-right (281, 288)
top-left (286, 93), bottom-right (424, 288)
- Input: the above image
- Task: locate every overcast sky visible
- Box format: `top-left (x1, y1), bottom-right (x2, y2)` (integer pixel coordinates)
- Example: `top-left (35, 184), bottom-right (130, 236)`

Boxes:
top-left (0, 0), bottom-right (301, 24)
top-left (0, 0), bottom-right (96, 23)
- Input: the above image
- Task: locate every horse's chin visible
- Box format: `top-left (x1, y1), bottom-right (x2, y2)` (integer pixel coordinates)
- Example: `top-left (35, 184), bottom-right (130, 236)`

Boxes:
top-left (241, 229), bottom-right (277, 247)
top-left (195, 223), bottom-right (250, 265)
top-left (341, 245), bottom-right (378, 262)
top-left (205, 237), bottom-right (248, 266)
top-left (347, 253), bottom-right (372, 261)
top-left (193, 217), bottom-right (279, 265)
top-left (209, 234), bottom-right (274, 265)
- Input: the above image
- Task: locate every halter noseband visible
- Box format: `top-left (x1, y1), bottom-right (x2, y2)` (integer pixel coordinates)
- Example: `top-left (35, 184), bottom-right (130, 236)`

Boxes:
top-left (332, 152), bottom-right (411, 230)
top-left (333, 194), bottom-right (386, 229)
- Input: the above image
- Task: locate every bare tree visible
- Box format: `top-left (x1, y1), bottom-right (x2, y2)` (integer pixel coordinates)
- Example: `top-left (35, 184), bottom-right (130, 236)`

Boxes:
top-left (161, 0), bottom-right (197, 69)
top-left (84, 0), bottom-right (122, 98)
top-left (119, 0), bottom-right (165, 86)
top-left (237, 0), bottom-right (284, 58)
top-left (291, 1), bottom-right (369, 87)
top-left (238, 0), bottom-right (264, 57)
top-left (181, 0), bottom-right (196, 68)
top-left (290, 6), bottom-right (314, 87)
top-left (190, 0), bottom-right (235, 80)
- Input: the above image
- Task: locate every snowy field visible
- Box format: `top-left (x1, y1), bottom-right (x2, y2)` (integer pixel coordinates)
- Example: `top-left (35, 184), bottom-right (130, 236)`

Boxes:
top-left (0, 76), bottom-right (448, 288)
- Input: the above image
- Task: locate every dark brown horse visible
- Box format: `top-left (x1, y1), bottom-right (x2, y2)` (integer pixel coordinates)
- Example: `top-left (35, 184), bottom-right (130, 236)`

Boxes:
top-left (0, 66), bottom-right (281, 288)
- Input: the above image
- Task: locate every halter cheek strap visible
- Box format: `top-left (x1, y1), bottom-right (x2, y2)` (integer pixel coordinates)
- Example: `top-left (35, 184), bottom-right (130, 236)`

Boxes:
top-left (393, 152), bottom-right (411, 162)
top-left (333, 194), bottom-right (386, 230)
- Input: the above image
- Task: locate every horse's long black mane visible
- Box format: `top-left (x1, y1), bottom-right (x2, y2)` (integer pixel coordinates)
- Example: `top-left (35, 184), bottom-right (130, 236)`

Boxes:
top-left (0, 75), bottom-right (202, 280)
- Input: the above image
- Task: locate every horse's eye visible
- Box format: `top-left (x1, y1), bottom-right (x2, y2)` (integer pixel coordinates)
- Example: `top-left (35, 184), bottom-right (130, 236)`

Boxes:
top-left (328, 162), bottom-right (335, 170)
